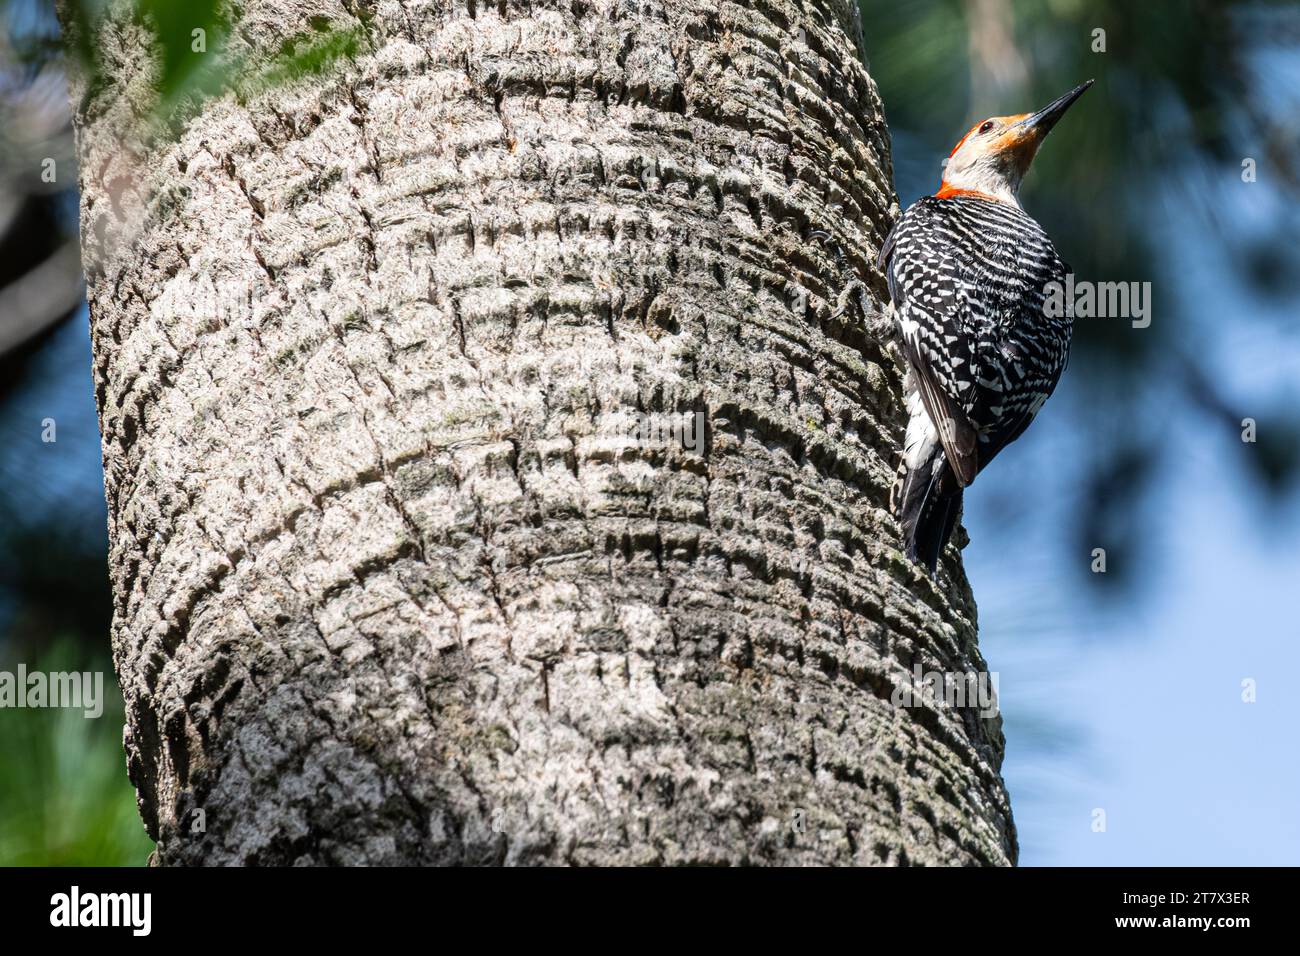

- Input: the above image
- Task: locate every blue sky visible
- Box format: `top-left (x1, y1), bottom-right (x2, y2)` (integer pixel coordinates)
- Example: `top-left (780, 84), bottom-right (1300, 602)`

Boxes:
top-left (962, 199), bottom-right (1300, 864)
top-left (971, 452), bottom-right (1300, 865)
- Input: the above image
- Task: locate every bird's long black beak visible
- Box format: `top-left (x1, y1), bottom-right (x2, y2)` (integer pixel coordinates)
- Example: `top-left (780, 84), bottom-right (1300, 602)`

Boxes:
top-left (1018, 79), bottom-right (1094, 138)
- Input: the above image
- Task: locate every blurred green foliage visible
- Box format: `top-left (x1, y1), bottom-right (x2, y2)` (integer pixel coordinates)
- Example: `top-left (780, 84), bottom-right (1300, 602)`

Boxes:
top-left (134, 0), bottom-right (227, 96)
top-left (61, 0), bottom-right (369, 138)
top-left (0, 640), bottom-right (152, 865)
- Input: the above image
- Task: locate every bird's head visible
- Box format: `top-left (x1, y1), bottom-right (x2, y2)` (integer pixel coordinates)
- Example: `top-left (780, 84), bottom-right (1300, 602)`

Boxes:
top-left (937, 79), bottom-right (1093, 206)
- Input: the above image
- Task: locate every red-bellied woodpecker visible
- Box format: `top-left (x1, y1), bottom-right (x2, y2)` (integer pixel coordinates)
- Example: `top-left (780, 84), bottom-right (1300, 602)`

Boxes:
top-left (880, 80), bottom-right (1093, 573)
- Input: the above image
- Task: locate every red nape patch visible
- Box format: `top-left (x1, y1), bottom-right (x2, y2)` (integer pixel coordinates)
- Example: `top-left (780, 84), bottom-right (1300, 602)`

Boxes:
top-left (934, 185), bottom-right (1003, 202)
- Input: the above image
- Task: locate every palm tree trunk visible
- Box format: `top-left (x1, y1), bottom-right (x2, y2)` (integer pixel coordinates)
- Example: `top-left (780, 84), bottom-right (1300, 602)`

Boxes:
top-left (60, 0), bottom-right (1015, 865)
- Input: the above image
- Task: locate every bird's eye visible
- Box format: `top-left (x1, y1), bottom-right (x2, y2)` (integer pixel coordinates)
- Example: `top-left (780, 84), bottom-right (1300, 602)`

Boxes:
top-left (979, 121), bottom-right (996, 134)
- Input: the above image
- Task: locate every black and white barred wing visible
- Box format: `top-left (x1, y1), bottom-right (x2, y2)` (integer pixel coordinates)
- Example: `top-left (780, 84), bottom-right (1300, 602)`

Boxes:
top-left (962, 220), bottom-right (1071, 470)
top-left (881, 197), bottom-right (1071, 483)
top-left (879, 205), bottom-right (981, 486)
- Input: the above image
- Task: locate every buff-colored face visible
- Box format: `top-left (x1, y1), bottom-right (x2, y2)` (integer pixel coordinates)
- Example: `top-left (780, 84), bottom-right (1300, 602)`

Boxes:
top-left (937, 81), bottom-right (1094, 205)
top-left (940, 113), bottom-right (1044, 203)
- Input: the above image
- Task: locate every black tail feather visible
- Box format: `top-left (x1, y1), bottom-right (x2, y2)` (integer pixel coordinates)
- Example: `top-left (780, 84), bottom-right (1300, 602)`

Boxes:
top-left (897, 451), bottom-right (963, 574)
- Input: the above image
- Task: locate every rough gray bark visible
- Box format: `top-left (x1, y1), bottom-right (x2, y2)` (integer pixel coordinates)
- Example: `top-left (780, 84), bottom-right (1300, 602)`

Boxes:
top-left (62, 0), bottom-right (1015, 865)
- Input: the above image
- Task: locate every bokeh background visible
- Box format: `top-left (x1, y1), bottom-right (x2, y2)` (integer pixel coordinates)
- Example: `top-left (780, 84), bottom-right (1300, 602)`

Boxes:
top-left (863, 0), bottom-right (1300, 864)
top-left (0, 0), bottom-right (1297, 865)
